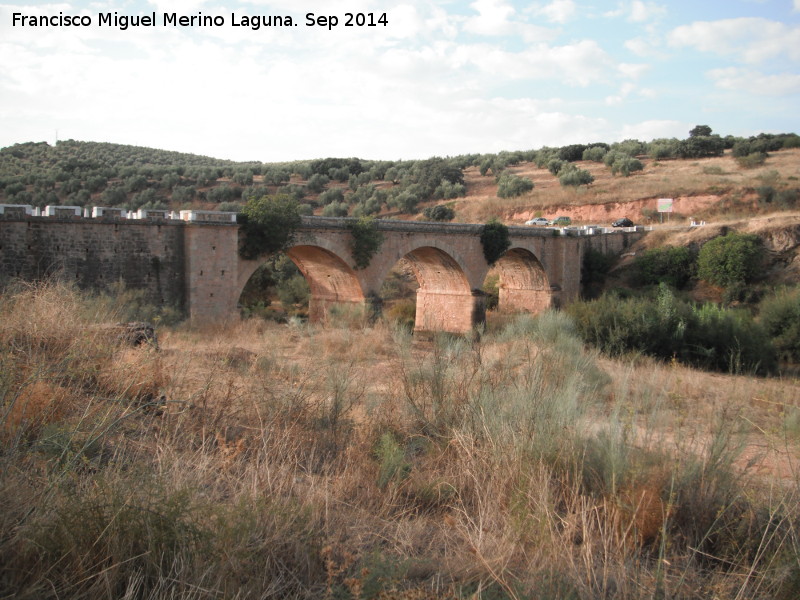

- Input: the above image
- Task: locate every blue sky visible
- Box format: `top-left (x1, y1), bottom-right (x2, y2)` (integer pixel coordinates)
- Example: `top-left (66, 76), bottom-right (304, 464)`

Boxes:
top-left (1, 0), bottom-right (798, 162)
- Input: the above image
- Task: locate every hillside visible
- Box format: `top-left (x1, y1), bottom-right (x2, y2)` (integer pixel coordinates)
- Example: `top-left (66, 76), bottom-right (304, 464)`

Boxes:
top-left (454, 148), bottom-right (800, 227)
top-left (1, 136), bottom-right (798, 229)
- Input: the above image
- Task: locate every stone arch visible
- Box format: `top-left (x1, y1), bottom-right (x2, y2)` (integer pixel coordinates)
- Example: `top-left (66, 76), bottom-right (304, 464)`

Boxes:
top-left (490, 247), bottom-right (552, 314)
top-left (388, 246), bottom-right (482, 334)
top-left (236, 244), bottom-right (365, 323)
top-left (285, 245), bottom-right (366, 322)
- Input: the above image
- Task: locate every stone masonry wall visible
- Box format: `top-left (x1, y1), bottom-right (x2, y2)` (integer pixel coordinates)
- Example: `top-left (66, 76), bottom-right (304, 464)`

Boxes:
top-left (0, 216), bottom-right (185, 310)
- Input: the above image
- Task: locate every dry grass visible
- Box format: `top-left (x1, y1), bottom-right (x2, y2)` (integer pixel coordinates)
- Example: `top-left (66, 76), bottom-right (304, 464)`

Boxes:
top-left (453, 148), bottom-right (800, 225)
top-left (1, 283), bottom-right (799, 599)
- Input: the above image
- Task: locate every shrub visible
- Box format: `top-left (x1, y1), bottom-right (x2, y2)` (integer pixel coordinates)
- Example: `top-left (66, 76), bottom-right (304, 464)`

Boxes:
top-left (496, 173), bottom-right (534, 198)
top-left (776, 188), bottom-right (799, 208)
top-left (697, 232), bottom-right (764, 288)
top-left (480, 219), bottom-right (510, 265)
top-left (759, 287), bottom-right (800, 362)
top-left (347, 216), bottom-right (384, 269)
top-left (384, 299), bottom-right (416, 330)
top-left (422, 204), bottom-right (455, 221)
top-left (238, 193), bottom-right (302, 260)
top-left (634, 246), bottom-right (696, 288)
top-left (736, 152), bottom-right (767, 168)
top-left (482, 273), bottom-right (500, 309)
top-left (757, 185), bottom-right (775, 204)
top-left (277, 274), bottom-right (310, 309)
top-left (566, 286), bottom-right (775, 374)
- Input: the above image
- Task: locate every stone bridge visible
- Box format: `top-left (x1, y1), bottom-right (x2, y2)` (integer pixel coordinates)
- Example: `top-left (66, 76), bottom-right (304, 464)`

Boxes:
top-left (0, 213), bottom-right (643, 333)
top-left (191, 216), bottom-right (642, 333)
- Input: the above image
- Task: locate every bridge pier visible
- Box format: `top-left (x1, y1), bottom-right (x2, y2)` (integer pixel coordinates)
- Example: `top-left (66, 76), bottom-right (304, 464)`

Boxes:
top-left (415, 289), bottom-right (486, 334)
top-left (498, 288), bottom-right (553, 314)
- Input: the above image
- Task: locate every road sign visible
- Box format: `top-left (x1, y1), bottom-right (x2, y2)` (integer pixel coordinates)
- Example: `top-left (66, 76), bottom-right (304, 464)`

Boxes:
top-left (657, 198), bottom-right (673, 213)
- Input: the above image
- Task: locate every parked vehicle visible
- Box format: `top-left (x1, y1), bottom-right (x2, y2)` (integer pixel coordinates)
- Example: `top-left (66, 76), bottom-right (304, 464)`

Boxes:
top-left (525, 217), bottom-right (550, 226)
top-left (612, 217), bottom-right (634, 227)
top-left (550, 216), bottom-right (572, 226)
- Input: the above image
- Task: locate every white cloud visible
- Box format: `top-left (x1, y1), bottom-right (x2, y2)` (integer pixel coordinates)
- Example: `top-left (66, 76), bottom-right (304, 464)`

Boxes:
top-left (794, 0), bottom-right (800, 11)
top-left (668, 18), bottom-right (800, 64)
top-left (605, 82), bottom-right (637, 105)
top-left (464, 0), bottom-right (516, 36)
top-left (379, 38), bottom-right (616, 88)
top-left (535, 0), bottom-right (577, 24)
top-left (603, 1), bottom-right (665, 22)
top-left (708, 67), bottom-right (800, 95)
top-left (618, 62), bottom-right (649, 79)
top-left (629, 1), bottom-right (666, 23)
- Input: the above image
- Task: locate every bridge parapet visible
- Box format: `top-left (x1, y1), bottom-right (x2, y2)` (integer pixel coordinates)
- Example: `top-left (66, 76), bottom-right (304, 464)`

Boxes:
top-left (300, 216), bottom-right (560, 237)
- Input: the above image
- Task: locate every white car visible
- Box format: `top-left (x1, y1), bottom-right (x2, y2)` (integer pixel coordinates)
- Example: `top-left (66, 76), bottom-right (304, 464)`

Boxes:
top-left (525, 217), bottom-right (550, 226)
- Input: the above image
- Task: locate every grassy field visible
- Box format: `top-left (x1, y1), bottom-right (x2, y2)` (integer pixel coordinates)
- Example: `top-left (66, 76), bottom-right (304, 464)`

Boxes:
top-left (1, 282), bottom-right (798, 599)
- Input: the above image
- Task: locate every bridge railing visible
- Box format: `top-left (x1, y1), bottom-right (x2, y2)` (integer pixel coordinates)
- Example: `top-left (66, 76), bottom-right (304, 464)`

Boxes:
top-left (0, 205), bottom-right (646, 236)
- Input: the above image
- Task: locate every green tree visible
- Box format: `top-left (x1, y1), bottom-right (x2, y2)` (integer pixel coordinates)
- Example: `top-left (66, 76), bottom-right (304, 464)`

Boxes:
top-left (388, 190), bottom-right (419, 214)
top-left (124, 174), bottom-right (149, 193)
top-left (690, 125), bottom-right (713, 137)
top-left (697, 233), bottom-right (764, 288)
top-left (413, 158), bottom-right (464, 200)
top-left (101, 184), bottom-right (127, 206)
top-left (207, 184), bottom-right (241, 203)
top-left (306, 173), bottom-right (330, 193)
top-left (433, 179), bottom-right (466, 200)
top-left (319, 188), bottom-right (345, 205)
top-left (322, 202), bottom-right (349, 217)
top-left (496, 173), bottom-right (534, 198)
top-left (559, 165), bottom-right (594, 187)
top-left (676, 135), bottom-right (725, 159)
top-left (547, 158), bottom-right (567, 175)
top-left (610, 156), bottom-right (644, 177)
top-left (646, 138), bottom-right (679, 160)
top-left (171, 185), bottom-right (195, 204)
top-left (239, 193), bottom-right (302, 260)
top-left (557, 144), bottom-right (588, 162)
top-left (582, 146), bottom-right (608, 162)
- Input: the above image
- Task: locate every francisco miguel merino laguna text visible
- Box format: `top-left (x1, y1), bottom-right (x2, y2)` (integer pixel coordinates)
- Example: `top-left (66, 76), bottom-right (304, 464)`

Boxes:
top-left (11, 11), bottom-right (389, 30)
